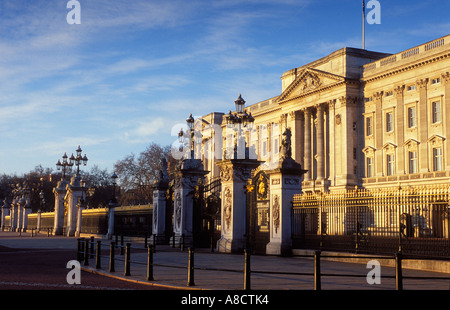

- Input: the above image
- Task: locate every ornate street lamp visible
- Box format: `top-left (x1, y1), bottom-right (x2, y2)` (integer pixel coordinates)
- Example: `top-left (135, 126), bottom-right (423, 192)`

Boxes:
top-left (178, 113), bottom-right (200, 159)
top-left (225, 94), bottom-right (254, 127)
top-left (223, 94), bottom-right (255, 159)
top-left (70, 145), bottom-right (88, 176)
top-left (56, 152), bottom-right (73, 180)
top-left (235, 94), bottom-right (245, 114)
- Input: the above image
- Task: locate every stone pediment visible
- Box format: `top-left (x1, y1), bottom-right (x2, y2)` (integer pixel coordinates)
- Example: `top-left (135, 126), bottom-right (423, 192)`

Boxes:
top-left (276, 68), bottom-right (346, 103)
top-left (362, 146), bottom-right (376, 156)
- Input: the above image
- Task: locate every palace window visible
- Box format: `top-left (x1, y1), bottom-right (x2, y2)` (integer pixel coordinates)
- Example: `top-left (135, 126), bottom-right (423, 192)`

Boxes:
top-left (408, 151), bottom-right (418, 174)
top-left (386, 112), bottom-right (393, 132)
top-left (386, 154), bottom-right (395, 176)
top-left (366, 157), bottom-right (374, 178)
top-left (433, 148), bottom-right (443, 171)
top-left (407, 106), bottom-right (416, 128)
top-left (407, 85), bottom-right (416, 91)
top-left (431, 77), bottom-right (441, 85)
top-left (366, 117), bottom-right (372, 136)
top-left (432, 101), bottom-right (441, 123)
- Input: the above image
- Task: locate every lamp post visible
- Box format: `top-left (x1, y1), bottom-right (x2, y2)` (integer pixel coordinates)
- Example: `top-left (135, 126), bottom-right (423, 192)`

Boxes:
top-left (56, 153), bottom-right (73, 180)
top-left (178, 113), bottom-right (200, 159)
top-left (69, 145), bottom-right (88, 176)
top-left (223, 94), bottom-right (254, 159)
top-left (111, 172), bottom-right (118, 203)
top-left (107, 172), bottom-right (118, 239)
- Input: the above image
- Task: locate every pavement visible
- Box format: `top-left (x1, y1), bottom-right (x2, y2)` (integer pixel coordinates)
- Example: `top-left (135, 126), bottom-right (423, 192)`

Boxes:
top-left (0, 231), bottom-right (449, 291)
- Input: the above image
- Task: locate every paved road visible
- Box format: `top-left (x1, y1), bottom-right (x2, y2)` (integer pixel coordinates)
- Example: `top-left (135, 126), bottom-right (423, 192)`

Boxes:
top-left (0, 234), bottom-right (169, 290)
top-left (1, 232), bottom-right (449, 292)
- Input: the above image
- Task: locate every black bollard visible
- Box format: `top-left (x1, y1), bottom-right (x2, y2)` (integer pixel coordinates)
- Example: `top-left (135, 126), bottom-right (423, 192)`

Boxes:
top-left (187, 248), bottom-right (195, 286)
top-left (90, 236), bottom-right (95, 259)
top-left (109, 242), bottom-right (115, 272)
top-left (124, 243), bottom-right (131, 276)
top-left (77, 238), bottom-right (83, 262)
top-left (395, 252), bottom-right (403, 290)
top-left (96, 240), bottom-right (101, 269)
top-left (314, 251), bottom-right (321, 290)
top-left (244, 249), bottom-right (251, 290)
top-left (147, 245), bottom-right (154, 281)
top-left (84, 239), bottom-right (89, 266)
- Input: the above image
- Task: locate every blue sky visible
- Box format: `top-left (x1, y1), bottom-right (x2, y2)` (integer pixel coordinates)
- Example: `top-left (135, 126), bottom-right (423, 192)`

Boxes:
top-left (0, 0), bottom-right (449, 176)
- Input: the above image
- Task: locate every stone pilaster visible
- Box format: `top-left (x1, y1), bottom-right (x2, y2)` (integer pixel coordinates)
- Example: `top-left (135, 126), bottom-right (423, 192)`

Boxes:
top-left (417, 78), bottom-right (429, 172)
top-left (395, 85), bottom-right (405, 174)
top-left (374, 91), bottom-right (384, 176)
top-left (442, 72), bottom-right (450, 170)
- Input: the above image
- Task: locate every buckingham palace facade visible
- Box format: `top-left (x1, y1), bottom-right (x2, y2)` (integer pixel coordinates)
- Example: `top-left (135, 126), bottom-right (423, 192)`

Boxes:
top-left (198, 34), bottom-right (450, 193)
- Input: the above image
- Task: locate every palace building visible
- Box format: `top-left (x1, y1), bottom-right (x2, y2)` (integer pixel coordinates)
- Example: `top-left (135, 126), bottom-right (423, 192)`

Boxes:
top-left (200, 34), bottom-right (450, 193)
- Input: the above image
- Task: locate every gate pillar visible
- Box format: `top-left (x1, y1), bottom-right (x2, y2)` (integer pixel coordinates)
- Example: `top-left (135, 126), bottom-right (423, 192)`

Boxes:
top-left (53, 180), bottom-right (68, 235)
top-left (172, 159), bottom-right (208, 248)
top-left (266, 128), bottom-right (306, 256)
top-left (1, 199), bottom-right (10, 231)
top-left (65, 176), bottom-right (83, 237)
top-left (152, 169), bottom-right (169, 244)
top-left (216, 159), bottom-right (260, 253)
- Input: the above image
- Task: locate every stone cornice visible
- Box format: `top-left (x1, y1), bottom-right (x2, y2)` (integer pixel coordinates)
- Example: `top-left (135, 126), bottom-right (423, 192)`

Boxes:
top-left (363, 50), bottom-right (450, 83)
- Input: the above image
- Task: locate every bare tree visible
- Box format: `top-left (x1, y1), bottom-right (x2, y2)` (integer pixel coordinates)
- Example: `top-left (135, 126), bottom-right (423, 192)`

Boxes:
top-left (114, 142), bottom-right (175, 205)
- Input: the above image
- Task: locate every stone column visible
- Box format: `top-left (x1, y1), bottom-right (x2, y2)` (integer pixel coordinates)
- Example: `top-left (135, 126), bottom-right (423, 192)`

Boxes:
top-left (216, 159), bottom-right (260, 253)
top-left (172, 159), bottom-right (208, 248)
top-left (303, 107), bottom-right (312, 181)
top-left (417, 79), bottom-right (429, 173)
top-left (37, 210), bottom-right (42, 232)
top-left (1, 199), bottom-right (10, 231)
top-left (16, 197), bottom-right (24, 232)
top-left (53, 180), bottom-right (68, 235)
top-left (316, 103), bottom-right (325, 180)
top-left (65, 176), bottom-right (83, 237)
top-left (22, 199), bottom-right (31, 232)
top-left (289, 110), bottom-right (304, 166)
top-left (75, 200), bottom-right (86, 237)
top-left (10, 199), bottom-right (17, 231)
top-left (266, 129), bottom-right (305, 256)
top-left (106, 201), bottom-right (117, 239)
top-left (152, 171), bottom-right (168, 244)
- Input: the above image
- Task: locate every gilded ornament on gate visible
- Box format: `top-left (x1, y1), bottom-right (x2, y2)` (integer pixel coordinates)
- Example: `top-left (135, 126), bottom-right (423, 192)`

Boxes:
top-left (257, 174), bottom-right (268, 200)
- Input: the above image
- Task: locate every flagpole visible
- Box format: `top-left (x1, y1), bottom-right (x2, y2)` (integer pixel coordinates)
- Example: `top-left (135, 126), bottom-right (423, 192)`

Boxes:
top-left (362, 0), bottom-right (366, 49)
